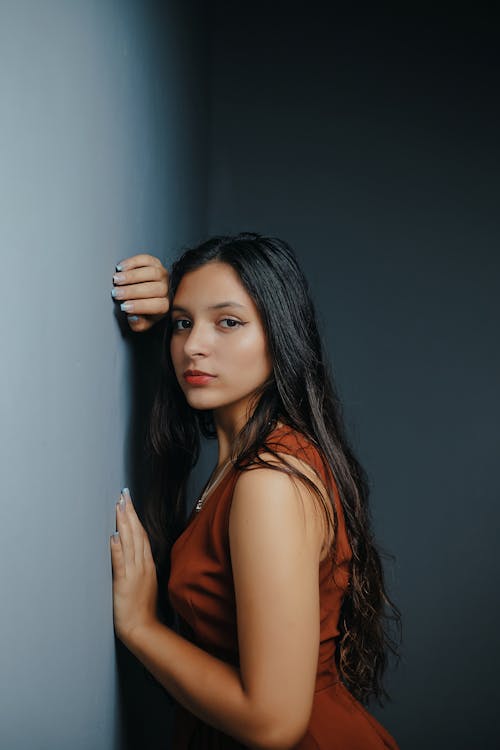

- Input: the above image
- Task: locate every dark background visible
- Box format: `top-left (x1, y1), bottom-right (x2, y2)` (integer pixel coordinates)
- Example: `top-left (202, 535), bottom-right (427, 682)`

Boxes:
top-left (126, 3), bottom-right (500, 749)
top-left (205, 5), bottom-right (500, 748)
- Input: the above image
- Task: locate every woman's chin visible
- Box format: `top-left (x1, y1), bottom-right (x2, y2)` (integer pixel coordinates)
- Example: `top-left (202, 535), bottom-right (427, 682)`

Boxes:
top-left (185, 392), bottom-right (221, 410)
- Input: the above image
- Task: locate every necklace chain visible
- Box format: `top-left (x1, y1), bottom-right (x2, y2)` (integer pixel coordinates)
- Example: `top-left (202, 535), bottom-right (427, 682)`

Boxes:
top-left (194, 459), bottom-right (233, 513)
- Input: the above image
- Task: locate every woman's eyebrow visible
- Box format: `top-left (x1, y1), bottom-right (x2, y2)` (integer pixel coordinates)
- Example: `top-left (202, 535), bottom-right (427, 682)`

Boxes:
top-left (171, 301), bottom-right (246, 313)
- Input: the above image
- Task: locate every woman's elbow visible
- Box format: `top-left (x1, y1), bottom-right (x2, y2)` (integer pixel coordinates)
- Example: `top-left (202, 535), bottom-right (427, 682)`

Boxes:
top-left (248, 709), bottom-right (311, 750)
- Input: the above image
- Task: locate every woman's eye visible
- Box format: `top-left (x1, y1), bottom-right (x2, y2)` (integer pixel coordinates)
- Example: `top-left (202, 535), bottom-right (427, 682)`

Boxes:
top-left (219, 318), bottom-right (242, 329)
top-left (173, 318), bottom-right (191, 330)
top-left (172, 318), bottom-right (242, 331)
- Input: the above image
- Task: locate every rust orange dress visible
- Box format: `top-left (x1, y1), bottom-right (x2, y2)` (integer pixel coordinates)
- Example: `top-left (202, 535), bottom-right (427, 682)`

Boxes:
top-left (168, 424), bottom-right (399, 749)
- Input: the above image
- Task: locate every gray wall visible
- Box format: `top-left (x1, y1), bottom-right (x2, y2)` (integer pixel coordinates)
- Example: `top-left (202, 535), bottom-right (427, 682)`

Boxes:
top-left (0, 1), bottom-right (208, 748)
top-left (207, 4), bottom-right (499, 749)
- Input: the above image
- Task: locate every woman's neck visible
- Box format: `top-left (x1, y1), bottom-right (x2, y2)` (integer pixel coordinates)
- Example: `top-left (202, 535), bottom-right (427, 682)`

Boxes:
top-left (215, 419), bottom-right (285, 468)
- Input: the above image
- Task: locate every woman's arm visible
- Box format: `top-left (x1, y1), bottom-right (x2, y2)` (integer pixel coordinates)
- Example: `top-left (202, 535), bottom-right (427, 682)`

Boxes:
top-left (117, 454), bottom-right (326, 750)
top-left (112, 253), bottom-right (169, 332)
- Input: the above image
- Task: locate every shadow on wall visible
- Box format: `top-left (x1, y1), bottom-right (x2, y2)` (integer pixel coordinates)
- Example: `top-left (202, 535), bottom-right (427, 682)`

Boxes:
top-left (113, 311), bottom-right (176, 750)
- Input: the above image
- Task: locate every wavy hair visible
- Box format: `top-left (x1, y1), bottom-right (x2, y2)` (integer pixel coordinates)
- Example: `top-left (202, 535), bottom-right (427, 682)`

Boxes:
top-left (143, 231), bottom-right (401, 706)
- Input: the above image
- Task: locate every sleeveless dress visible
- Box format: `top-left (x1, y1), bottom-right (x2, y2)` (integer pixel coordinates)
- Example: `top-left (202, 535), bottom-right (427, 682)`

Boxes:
top-left (167, 424), bottom-right (399, 749)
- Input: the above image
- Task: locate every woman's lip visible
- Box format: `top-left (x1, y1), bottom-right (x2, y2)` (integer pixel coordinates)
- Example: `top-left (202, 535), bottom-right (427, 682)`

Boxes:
top-left (184, 373), bottom-right (216, 385)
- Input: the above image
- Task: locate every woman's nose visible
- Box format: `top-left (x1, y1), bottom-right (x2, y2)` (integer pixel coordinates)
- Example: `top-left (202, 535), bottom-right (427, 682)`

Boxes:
top-left (183, 323), bottom-right (211, 356)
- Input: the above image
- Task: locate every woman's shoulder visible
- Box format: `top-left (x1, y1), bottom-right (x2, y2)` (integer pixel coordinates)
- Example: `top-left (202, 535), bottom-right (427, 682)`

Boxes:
top-left (239, 422), bottom-right (339, 562)
top-left (261, 422), bottom-right (327, 477)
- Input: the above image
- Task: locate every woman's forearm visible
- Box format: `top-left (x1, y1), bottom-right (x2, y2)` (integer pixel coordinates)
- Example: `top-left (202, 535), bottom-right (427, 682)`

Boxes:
top-left (121, 620), bottom-right (274, 749)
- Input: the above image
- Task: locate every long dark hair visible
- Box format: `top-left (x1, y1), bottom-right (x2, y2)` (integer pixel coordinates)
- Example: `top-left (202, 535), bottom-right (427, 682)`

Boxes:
top-left (143, 231), bottom-right (401, 707)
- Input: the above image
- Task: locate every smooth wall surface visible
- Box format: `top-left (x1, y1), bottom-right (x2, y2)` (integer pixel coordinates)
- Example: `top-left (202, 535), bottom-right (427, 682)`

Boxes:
top-left (207, 4), bottom-right (499, 748)
top-left (0, 1), bottom-right (208, 748)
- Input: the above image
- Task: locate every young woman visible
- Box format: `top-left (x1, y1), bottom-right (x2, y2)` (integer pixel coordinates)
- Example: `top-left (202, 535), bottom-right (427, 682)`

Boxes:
top-left (110, 232), bottom-right (401, 749)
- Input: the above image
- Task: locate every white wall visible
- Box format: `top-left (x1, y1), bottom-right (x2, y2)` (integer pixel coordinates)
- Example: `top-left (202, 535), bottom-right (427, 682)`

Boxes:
top-left (0, 1), bottom-right (208, 748)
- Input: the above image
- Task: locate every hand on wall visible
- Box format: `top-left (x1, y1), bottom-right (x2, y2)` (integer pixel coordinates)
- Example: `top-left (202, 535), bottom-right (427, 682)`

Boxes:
top-left (111, 253), bottom-right (169, 332)
top-left (110, 488), bottom-right (159, 645)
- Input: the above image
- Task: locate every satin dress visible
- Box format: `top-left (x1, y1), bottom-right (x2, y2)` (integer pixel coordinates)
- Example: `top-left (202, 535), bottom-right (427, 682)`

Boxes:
top-left (168, 424), bottom-right (399, 749)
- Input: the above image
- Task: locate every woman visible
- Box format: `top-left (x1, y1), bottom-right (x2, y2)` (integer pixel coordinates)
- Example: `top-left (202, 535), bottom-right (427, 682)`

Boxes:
top-left (110, 232), bottom-right (401, 749)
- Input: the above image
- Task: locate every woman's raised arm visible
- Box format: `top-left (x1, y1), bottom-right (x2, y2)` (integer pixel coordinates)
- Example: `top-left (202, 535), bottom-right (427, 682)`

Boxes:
top-left (112, 253), bottom-right (169, 332)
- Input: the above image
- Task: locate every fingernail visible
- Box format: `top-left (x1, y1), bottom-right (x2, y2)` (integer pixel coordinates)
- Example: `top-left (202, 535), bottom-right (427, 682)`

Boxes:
top-left (116, 263), bottom-right (124, 271)
top-left (113, 273), bottom-right (125, 283)
top-left (122, 487), bottom-right (131, 505)
top-left (120, 302), bottom-right (134, 312)
top-left (128, 315), bottom-right (139, 322)
top-left (111, 288), bottom-right (122, 298)
top-left (118, 495), bottom-right (126, 512)
top-left (111, 532), bottom-right (120, 543)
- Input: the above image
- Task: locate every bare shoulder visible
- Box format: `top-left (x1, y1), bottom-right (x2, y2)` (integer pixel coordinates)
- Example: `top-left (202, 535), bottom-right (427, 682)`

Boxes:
top-left (230, 450), bottom-right (334, 563)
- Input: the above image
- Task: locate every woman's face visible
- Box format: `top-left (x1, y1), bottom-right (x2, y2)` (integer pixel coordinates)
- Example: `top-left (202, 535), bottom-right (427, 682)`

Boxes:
top-left (169, 261), bottom-right (273, 426)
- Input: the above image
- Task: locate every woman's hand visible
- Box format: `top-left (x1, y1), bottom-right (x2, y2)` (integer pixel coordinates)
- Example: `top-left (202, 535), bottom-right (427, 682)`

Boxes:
top-left (112, 253), bottom-right (169, 332)
top-left (110, 488), bottom-right (159, 645)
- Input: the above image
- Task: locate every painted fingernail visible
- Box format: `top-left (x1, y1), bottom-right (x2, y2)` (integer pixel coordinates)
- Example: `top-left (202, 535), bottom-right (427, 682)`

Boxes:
top-left (111, 288), bottom-right (122, 298)
top-left (116, 263), bottom-right (125, 271)
top-left (118, 495), bottom-right (126, 512)
top-left (111, 532), bottom-right (120, 543)
top-left (128, 315), bottom-right (139, 322)
top-left (120, 302), bottom-right (134, 312)
top-left (113, 273), bottom-right (125, 283)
